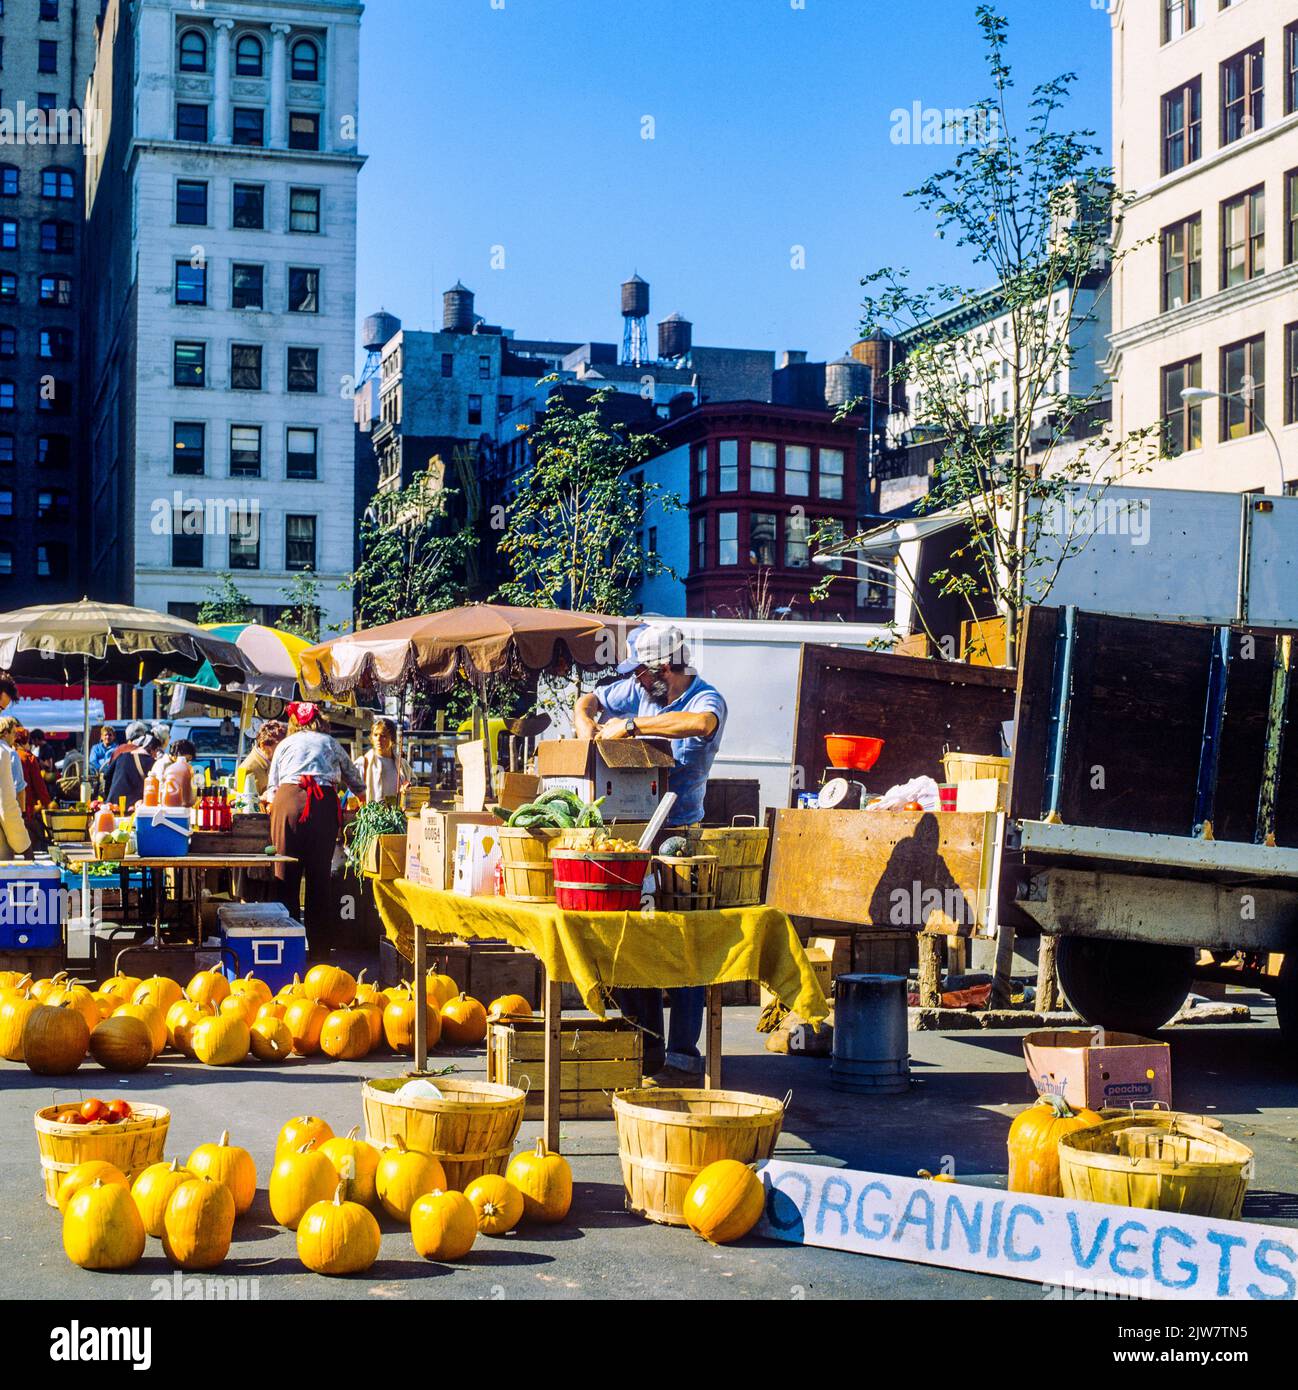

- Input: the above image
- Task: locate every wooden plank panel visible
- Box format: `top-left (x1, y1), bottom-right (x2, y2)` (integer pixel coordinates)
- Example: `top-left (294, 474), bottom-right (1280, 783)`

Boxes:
top-left (490, 1018), bottom-right (639, 1062)
top-left (506, 1059), bottom-right (640, 1090)
top-left (522, 1094), bottom-right (619, 1120)
top-left (1008, 604), bottom-right (1060, 823)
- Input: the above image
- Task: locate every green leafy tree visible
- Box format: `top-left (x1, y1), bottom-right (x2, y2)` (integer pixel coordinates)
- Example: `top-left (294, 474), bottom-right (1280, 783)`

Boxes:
top-left (278, 569), bottom-right (322, 642)
top-left (197, 573), bottom-right (255, 625)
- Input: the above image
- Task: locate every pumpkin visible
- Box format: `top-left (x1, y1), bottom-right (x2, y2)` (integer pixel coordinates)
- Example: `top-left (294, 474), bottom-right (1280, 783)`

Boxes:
top-left (187, 1130), bottom-right (256, 1215)
top-left (185, 968), bottom-right (230, 1010)
top-left (63, 1178), bottom-right (146, 1270)
top-left (22, 999), bottom-right (89, 1073)
top-left (46, 983), bottom-right (102, 1035)
top-left (381, 995), bottom-right (433, 1053)
top-left (320, 1126), bottom-right (381, 1208)
top-left (353, 969), bottom-right (389, 1010)
top-left (269, 1141), bottom-right (337, 1230)
top-left (30, 970), bottom-right (69, 1002)
top-left (250, 1016), bottom-right (294, 1062)
top-left (162, 1176), bottom-right (236, 1269)
top-left (190, 1015), bottom-right (250, 1067)
top-left (425, 971), bottom-right (458, 1009)
top-left (506, 1138), bottom-right (572, 1224)
top-left (219, 993), bottom-right (257, 1025)
top-left (440, 993), bottom-right (487, 1046)
top-left (410, 1189), bottom-right (478, 1261)
top-left (304, 963), bottom-right (357, 1009)
top-left (0, 969), bottom-right (30, 992)
top-left (0, 989), bottom-right (38, 1060)
top-left (275, 973), bottom-right (306, 1001)
top-left (319, 1007), bottom-right (371, 1061)
top-left (131, 1159), bottom-right (193, 1237)
top-left (228, 970), bottom-right (272, 1013)
top-left (255, 999), bottom-right (287, 1024)
top-left (1007, 1094), bottom-right (1104, 1197)
top-left (297, 1182), bottom-right (381, 1276)
top-left (374, 1135), bottom-right (447, 1222)
top-left (166, 998), bottom-right (211, 1054)
top-left (682, 1160), bottom-right (764, 1245)
top-left (464, 1174), bottom-right (524, 1236)
top-left (57, 1160), bottom-right (129, 1215)
top-left (283, 996), bottom-right (328, 1056)
top-left (112, 1002), bottom-right (167, 1057)
top-left (487, 993), bottom-right (533, 1022)
top-left (90, 991), bottom-right (118, 1020)
top-left (88, 1014), bottom-right (153, 1072)
top-left (132, 976), bottom-right (184, 1014)
top-left (100, 973), bottom-right (141, 1002)
top-left (354, 999), bottom-right (385, 1051)
top-left (277, 1114), bottom-right (334, 1154)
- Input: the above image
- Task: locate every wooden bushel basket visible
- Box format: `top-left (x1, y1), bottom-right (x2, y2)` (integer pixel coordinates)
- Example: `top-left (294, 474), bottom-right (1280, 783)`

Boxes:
top-left (688, 820), bottom-right (769, 907)
top-left (498, 825), bottom-right (561, 904)
top-left (34, 1101), bottom-right (170, 1207)
top-left (612, 1087), bottom-right (787, 1226)
top-left (362, 1077), bottom-right (526, 1190)
top-left (551, 849), bottom-right (651, 912)
top-left (653, 854), bottom-right (718, 913)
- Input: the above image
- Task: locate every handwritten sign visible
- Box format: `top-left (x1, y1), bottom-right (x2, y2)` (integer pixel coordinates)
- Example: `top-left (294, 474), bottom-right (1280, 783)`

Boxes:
top-left (756, 1160), bottom-right (1296, 1302)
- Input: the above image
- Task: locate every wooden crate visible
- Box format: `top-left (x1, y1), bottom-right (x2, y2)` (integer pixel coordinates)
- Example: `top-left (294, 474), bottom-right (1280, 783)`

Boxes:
top-left (853, 929), bottom-right (917, 977)
top-left (425, 940), bottom-right (543, 1007)
top-left (487, 1016), bottom-right (642, 1119)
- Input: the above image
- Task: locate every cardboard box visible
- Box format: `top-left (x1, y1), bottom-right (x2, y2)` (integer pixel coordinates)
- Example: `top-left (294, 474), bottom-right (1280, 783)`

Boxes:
top-left (452, 823), bottom-right (502, 896)
top-left (807, 934), bottom-right (852, 979)
top-left (955, 777), bottom-right (1009, 813)
top-left (363, 833), bottom-right (408, 880)
top-left (418, 808), bottom-right (498, 891)
top-left (497, 772), bottom-right (540, 812)
top-left (535, 738), bottom-right (675, 821)
top-left (1022, 1029), bottom-right (1172, 1111)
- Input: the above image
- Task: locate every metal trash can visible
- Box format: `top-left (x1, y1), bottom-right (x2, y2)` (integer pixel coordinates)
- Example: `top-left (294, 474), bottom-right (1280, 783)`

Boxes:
top-left (830, 973), bottom-right (910, 1095)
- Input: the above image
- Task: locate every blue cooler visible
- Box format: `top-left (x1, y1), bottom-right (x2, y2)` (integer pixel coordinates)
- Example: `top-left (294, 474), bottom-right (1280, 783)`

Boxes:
top-left (0, 862), bottom-right (64, 949)
top-left (218, 903), bottom-right (307, 993)
top-left (135, 806), bottom-right (192, 857)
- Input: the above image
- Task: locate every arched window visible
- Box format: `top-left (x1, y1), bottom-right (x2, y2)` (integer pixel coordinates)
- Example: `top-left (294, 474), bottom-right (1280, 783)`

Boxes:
top-left (41, 167), bottom-right (74, 200)
top-left (235, 34), bottom-right (264, 77)
top-left (290, 38), bottom-right (319, 81)
top-left (178, 29), bottom-right (207, 73)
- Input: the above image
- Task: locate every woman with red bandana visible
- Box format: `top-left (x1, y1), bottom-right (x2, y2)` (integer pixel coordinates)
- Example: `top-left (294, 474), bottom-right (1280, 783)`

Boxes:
top-left (265, 703), bottom-right (364, 949)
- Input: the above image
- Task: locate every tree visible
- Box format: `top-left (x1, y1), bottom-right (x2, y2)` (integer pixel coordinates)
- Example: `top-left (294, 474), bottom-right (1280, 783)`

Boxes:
top-left (197, 573), bottom-right (254, 625)
top-left (278, 569), bottom-right (322, 642)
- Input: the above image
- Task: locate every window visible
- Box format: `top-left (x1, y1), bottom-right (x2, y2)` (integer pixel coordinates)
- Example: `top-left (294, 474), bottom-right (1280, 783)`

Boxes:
top-left (231, 264), bottom-right (264, 311)
top-left (694, 517), bottom-right (707, 568)
top-left (37, 40), bottom-right (57, 74)
top-left (285, 515), bottom-right (316, 571)
top-left (718, 512), bottom-right (738, 566)
top-left (0, 435), bottom-right (12, 465)
top-left (785, 445), bottom-right (810, 497)
top-left (171, 528), bottom-right (203, 569)
top-left (467, 394), bottom-right (482, 425)
top-left (0, 274), bottom-right (15, 302)
top-left (37, 377), bottom-right (68, 415)
top-left (232, 183), bottom-right (265, 230)
top-left (39, 328), bottom-right (71, 360)
top-left (1163, 0), bottom-right (1195, 44)
top-left (233, 108), bottom-right (265, 147)
top-left (1287, 322), bottom-right (1298, 426)
top-left (175, 104), bottom-right (209, 143)
top-left (1287, 169), bottom-right (1298, 267)
top-left (0, 381), bottom-right (12, 411)
top-left (288, 268), bottom-right (319, 313)
top-left (440, 352), bottom-right (453, 379)
top-left (0, 544), bottom-right (11, 577)
top-left (229, 425), bottom-right (261, 478)
top-left (41, 168), bottom-right (73, 200)
top-left (286, 427), bottom-right (317, 480)
top-left (229, 523), bottom-right (259, 570)
top-left (1221, 42), bottom-right (1264, 146)
top-left (36, 93), bottom-right (56, 113)
top-left (1288, 23), bottom-right (1298, 117)
top-left (39, 275), bottom-right (70, 306)
top-left (37, 488), bottom-right (68, 521)
top-left (0, 490), bottom-right (11, 518)
top-left (0, 220), bottom-right (15, 250)
top-left (174, 260), bottom-right (206, 306)
top-left (0, 166), bottom-right (16, 197)
top-left (291, 39), bottom-right (320, 82)
top-left (497, 395), bottom-right (512, 415)
top-left (1161, 215), bottom-right (1202, 310)
top-left (40, 0), bottom-right (58, 17)
top-left (36, 543), bottom-right (68, 579)
top-left (819, 448), bottom-right (845, 500)
top-left (474, 354), bottom-right (490, 381)
top-left (173, 422), bottom-right (205, 476)
top-left (694, 444), bottom-right (707, 498)
top-left (230, 344), bottom-right (262, 391)
top-left (289, 187), bottom-right (320, 233)
top-left (40, 219), bottom-right (72, 253)
top-left (718, 440), bottom-right (738, 492)
top-left (37, 434), bottom-right (67, 467)
top-left (751, 441), bottom-right (776, 492)
top-left (1221, 335), bottom-right (1266, 440)
top-left (287, 347), bottom-right (318, 393)
top-left (1161, 78), bottom-right (1201, 174)
top-left (1221, 186), bottom-right (1265, 287)
top-left (178, 29), bottom-right (207, 73)
top-left (0, 327), bottom-right (13, 358)
top-left (1161, 358), bottom-right (1202, 457)
top-left (288, 112), bottom-right (320, 151)
top-left (174, 182), bottom-right (210, 230)
top-left (235, 34), bottom-right (263, 77)
top-left (174, 341), bottom-right (205, 388)
top-left (784, 513), bottom-right (810, 568)
top-left (749, 512), bottom-right (777, 567)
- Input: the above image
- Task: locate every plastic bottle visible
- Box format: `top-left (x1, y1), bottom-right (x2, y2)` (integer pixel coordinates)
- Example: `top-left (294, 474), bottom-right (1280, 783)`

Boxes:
top-left (142, 773), bottom-right (160, 808)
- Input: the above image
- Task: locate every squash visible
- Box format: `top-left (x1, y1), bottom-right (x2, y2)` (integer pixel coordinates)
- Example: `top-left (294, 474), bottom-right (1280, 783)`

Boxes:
top-left (48, 983), bottom-right (103, 1035)
top-left (190, 1015), bottom-right (250, 1067)
top-left (487, 993), bottom-right (533, 1022)
top-left (269, 1141), bottom-right (337, 1230)
top-left (219, 993), bottom-right (257, 1026)
top-left (464, 1174), bottom-right (524, 1236)
top-left (22, 999), bottom-right (89, 1074)
top-left (166, 998), bottom-right (212, 1055)
top-left (304, 963), bottom-right (357, 1009)
top-left (319, 1007), bottom-right (371, 1061)
top-left (275, 972), bottom-right (306, 1002)
top-left (381, 995), bottom-right (433, 1054)
top-left (440, 993), bottom-right (487, 1047)
top-left (112, 1001), bottom-right (167, 1057)
top-left (682, 1160), bottom-right (764, 1244)
top-left (187, 1130), bottom-right (256, 1215)
top-left (88, 1014), bottom-right (153, 1072)
top-left (57, 1160), bottom-right (129, 1215)
top-left (30, 970), bottom-right (69, 1002)
top-left (1007, 1094), bottom-right (1104, 1197)
top-left (0, 968), bottom-right (31, 992)
top-left (353, 969), bottom-right (389, 1010)
top-left (354, 999), bottom-right (385, 1051)
top-left (100, 973), bottom-right (141, 1002)
top-left (132, 976), bottom-right (184, 1014)
top-left (425, 971), bottom-right (458, 1009)
top-left (0, 989), bottom-right (38, 1061)
top-left (277, 1114), bottom-right (334, 1154)
top-left (506, 1138), bottom-right (572, 1224)
top-left (131, 1160), bottom-right (192, 1237)
top-left (63, 1178), bottom-right (146, 1270)
top-left (320, 1125), bottom-right (381, 1208)
top-left (255, 999), bottom-right (287, 1024)
top-left (228, 970), bottom-right (272, 1014)
top-left (374, 1135), bottom-right (447, 1223)
top-left (297, 1183), bottom-right (381, 1276)
top-left (249, 1016), bottom-right (294, 1062)
top-left (90, 991), bottom-right (118, 1020)
top-left (185, 968), bottom-right (230, 1010)
top-left (162, 1176), bottom-right (235, 1270)
top-left (283, 996), bottom-right (328, 1056)
top-left (410, 1189), bottom-right (478, 1261)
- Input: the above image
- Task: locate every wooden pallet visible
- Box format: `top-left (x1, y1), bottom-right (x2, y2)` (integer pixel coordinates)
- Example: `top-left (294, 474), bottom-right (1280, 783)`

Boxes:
top-left (487, 1016), bottom-right (642, 1119)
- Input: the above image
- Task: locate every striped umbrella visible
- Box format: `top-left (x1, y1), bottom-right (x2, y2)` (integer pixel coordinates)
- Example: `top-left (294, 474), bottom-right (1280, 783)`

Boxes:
top-left (191, 623), bottom-right (311, 700)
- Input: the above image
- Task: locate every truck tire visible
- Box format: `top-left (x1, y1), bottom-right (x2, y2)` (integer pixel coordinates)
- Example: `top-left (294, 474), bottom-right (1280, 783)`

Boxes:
top-left (1056, 937), bottom-right (1194, 1034)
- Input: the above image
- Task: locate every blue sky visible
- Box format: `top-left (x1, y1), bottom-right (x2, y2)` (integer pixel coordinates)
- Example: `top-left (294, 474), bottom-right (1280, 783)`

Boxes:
top-left (356, 0), bottom-right (1112, 362)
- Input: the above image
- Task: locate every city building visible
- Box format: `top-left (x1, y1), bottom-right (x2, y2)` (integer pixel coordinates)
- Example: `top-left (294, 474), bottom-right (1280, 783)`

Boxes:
top-left (1107, 0), bottom-right (1298, 492)
top-left (84, 0), bottom-right (364, 630)
top-left (0, 0), bottom-right (101, 601)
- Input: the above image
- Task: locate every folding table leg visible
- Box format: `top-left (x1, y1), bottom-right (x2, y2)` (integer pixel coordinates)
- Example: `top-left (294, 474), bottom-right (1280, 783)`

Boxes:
top-left (705, 985), bottom-right (724, 1089)
top-left (544, 973), bottom-right (562, 1153)
top-left (413, 924), bottom-right (427, 1073)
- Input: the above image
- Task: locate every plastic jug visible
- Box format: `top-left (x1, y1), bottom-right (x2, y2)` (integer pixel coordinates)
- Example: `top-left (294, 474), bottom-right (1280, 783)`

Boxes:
top-left (142, 773), bottom-right (160, 807)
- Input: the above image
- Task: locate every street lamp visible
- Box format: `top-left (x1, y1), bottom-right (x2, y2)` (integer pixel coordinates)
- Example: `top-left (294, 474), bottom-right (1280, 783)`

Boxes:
top-left (1180, 385), bottom-right (1287, 495)
top-left (811, 552), bottom-right (899, 585)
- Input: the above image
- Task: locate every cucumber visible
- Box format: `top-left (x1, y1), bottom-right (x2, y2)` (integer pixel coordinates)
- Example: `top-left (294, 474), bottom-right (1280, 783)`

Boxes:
top-left (536, 788), bottom-right (582, 808)
top-left (491, 805), bottom-right (512, 822)
top-left (549, 809), bottom-right (576, 828)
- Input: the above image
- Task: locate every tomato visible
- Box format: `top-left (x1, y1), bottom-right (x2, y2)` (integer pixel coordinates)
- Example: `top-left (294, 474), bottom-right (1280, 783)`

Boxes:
top-left (99, 1110), bottom-right (122, 1124)
top-left (902, 800), bottom-right (923, 811)
top-left (105, 1099), bottom-right (133, 1122)
top-left (55, 1109), bottom-right (84, 1125)
top-left (80, 1098), bottom-right (106, 1123)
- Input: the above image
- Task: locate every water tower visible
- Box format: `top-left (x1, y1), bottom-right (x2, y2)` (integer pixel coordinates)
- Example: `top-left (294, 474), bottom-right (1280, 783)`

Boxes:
top-left (358, 309), bottom-right (401, 386)
top-left (657, 311), bottom-right (692, 362)
top-left (621, 273), bottom-right (650, 367)
top-left (443, 281), bottom-right (476, 333)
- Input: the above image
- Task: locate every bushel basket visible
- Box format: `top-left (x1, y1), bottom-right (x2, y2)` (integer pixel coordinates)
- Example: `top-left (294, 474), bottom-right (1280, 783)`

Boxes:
top-left (34, 1101), bottom-right (170, 1207)
top-left (551, 848), bottom-right (651, 912)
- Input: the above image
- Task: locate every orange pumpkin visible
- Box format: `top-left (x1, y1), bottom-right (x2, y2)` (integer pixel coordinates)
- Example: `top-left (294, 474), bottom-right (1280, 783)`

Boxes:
top-left (47, 983), bottom-right (103, 1035)
top-left (88, 1014), bottom-right (153, 1072)
top-left (228, 970), bottom-right (272, 1014)
top-left (113, 1001), bottom-right (168, 1057)
top-left (277, 1114), bottom-right (334, 1154)
top-left (487, 993), bottom-right (533, 1022)
top-left (283, 997), bottom-right (328, 1056)
top-left (186, 1130), bottom-right (256, 1214)
top-left (304, 963), bottom-right (357, 1009)
top-left (0, 988), bottom-right (39, 1061)
top-left (249, 1016), bottom-right (294, 1062)
top-left (382, 995), bottom-right (436, 1054)
top-left (1007, 1094), bottom-right (1104, 1197)
top-left (463, 1174), bottom-right (523, 1236)
top-left (255, 999), bottom-right (287, 1024)
top-left (683, 1160), bottom-right (764, 1244)
top-left (166, 999), bottom-right (212, 1055)
top-left (319, 1007), bottom-right (371, 1061)
top-left (132, 976), bottom-right (184, 1014)
top-left (506, 1139), bottom-right (572, 1224)
top-left (440, 993), bottom-right (487, 1047)
top-left (425, 971), bottom-right (458, 1009)
top-left (23, 999), bottom-right (90, 1073)
top-left (185, 968), bottom-right (230, 1010)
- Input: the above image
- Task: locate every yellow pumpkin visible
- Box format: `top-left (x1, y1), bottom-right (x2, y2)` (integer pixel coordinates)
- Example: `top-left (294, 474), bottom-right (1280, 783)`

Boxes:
top-left (319, 1007), bottom-right (371, 1061)
top-left (249, 1016), bottom-right (294, 1062)
top-left (1007, 1094), bottom-right (1104, 1197)
top-left (63, 1178), bottom-right (146, 1270)
top-left (283, 996), bottom-right (327, 1056)
top-left (90, 991), bottom-right (118, 1020)
top-left (275, 973), bottom-right (306, 1001)
top-left (219, 993), bottom-right (257, 1026)
top-left (683, 1160), bottom-right (765, 1245)
top-left (507, 1139), bottom-right (572, 1224)
top-left (440, 993), bottom-right (487, 1047)
top-left (57, 1160), bottom-right (129, 1215)
top-left (255, 999), bottom-right (287, 1024)
top-left (228, 969), bottom-right (272, 1013)
top-left (277, 1114), bottom-right (334, 1154)
top-left (30, 970), bottom-right (69, 1002)
top-left (269, 1141), bottom-right (336, 1230)
top-left (354, 999), bottom-right (385, 1051)
top-left (112, 1001), bottom-right (167, 1057)
top-left (319, 1126), bottom-right (380, 1208)
top-left (23, 999), bottom-right (89, 1074)
top-left (132, 976), bottom-right (184, 1014)
top-left (190, 1015), bottom-right (250, 1067)
top-left (165, 998), bottom-right (212, 1055)
top-left (0, 969), bottom-right (31, 992)
top-left (411, 1189), bottom-right (478, 1261)
top-left (374, 1136), bottom-right (447, 1223)
top-left (0, 989), bottom-right (39, 1061)
top-left (88, 1014), bottom-right (153, 1072)
top-left (487, 993), bottom-right (533, 1022)
top-left (46, 983), bottom-right (102, 1035)
top-left (425, 971), bottom-right (458, 1009)
top-left (162, 1176), bottom-right (235, 1269)
top-left (131, 1159), bottom-right (193, 1237)
top-left (464, 1174), bottom-right (524, 1236)
top-left (99, 973), bottom-right (141, 1002)
top-left (297, 1183), bottom-right (381, 1276)
top-left (185, 968), bottom-right (230, 1009)
top-left (381, 995), bottom-right (431, 1054)
top-left (353, 969), bottom-right (389, 1010)
top-left (187, 1130), bottom-right (256, 1215)
top-left (304, 963), bottom-right (357, 1009)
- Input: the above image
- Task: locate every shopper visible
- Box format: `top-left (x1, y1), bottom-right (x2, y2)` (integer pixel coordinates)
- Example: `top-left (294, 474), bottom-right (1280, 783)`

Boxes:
top-left (13, 728), bottom-right (50, 844)
top-left (354, 717), bottom-right (410, 803)
top-left (237, 719), bottom-right (287, 801)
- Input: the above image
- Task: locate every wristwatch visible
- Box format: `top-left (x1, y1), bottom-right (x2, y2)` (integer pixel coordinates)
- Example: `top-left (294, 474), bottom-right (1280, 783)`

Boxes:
top-left (624, 718), bottom-right (638, 738)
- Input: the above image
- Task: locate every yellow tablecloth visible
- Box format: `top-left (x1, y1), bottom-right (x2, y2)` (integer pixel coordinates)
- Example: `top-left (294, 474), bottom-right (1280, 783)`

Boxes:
top-left (371, 878), bottom-right (829, 1025)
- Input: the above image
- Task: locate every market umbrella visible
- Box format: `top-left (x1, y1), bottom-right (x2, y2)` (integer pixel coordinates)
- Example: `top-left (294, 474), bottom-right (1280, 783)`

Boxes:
top-left (190, 623), bottom-right (311, 700)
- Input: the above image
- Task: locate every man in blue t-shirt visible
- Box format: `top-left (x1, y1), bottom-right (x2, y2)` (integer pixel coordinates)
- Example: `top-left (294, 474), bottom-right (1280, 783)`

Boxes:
top-left (575, 624), bottom-right (728, 1086)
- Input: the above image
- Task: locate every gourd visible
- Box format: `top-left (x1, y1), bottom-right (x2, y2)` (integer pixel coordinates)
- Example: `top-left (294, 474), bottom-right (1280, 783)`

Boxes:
top-left (275, 973), bottom-right (306, 1002)
top-left (47, 983), bottom-right (103, 1035)
top-left (0, 989), bottom-right (39, 1061)
top-left (439, 993), bottom-right (488, 1046)
top-left (166, 999), bottom-right (211, 1055)
top-left (506, 1139), bottom-right (572, 1224)
top-left (100, 973), bottom-right (141, 1002)
top-left (91, 991), bottom-right (118, 1020)
top-left (88, 1014), bottom-right (153, 1072)
top-left (1007, 1094), bottom-right (1104, 1197)
top-left (255, 999), bottom-right (287, 1024)
top-left (269, 1141), bottom-right (336, 1230)
top-left (304, 963), bottom-right (357, 1009)
top-left (682, 1160), bottom-right (764, 1245)
top-left (381, 995), bottom-right (432, 1054)
top-left (30, 970), bottom-right (69, 1002)
top-left (425, 971), bottom-right (458, 1009)
top-left (319, 1007), bottom-right (371, 1061)
top-left (190, 1015), bottom-right (250, 1066)
top-left (131, 976), bottom-right (184, 1014)
top-left (283, 996), bottom-right (328, 1056)
top-left (354, 999), bottom-right (385, 1051)
top-left (374, 1135), bottom-right (446, 1222)
top-left (187, 1130), bottom-right (256, 1215)
top-left (410, 1189), bottom-right (477, 1261)
top-left (131, 1160), bottom-right (192, 1237)
top-left (320, 1126), bottom-right (380, 1208)
top-left (0, 969), bottom-right (30, 992)
top-left (249, 1016), bottom-right (294, 1062)
top-left (57, 1160), bottom-right (129, 1215)
top-left (219, 993), bottom-right (258, 1026)
top-left (487, 993), bottom-right (533, 1022)
top-left (162, 1176), bottom-right (236, 1270)
top-left (63, 1178), bottom-right (146, 1270)
top-left (463, 1174), bottom-right (524, 1236)
top-left (353, 969), bottom-right (389, 1010)
top-left (185, 968), bottom-right (230, 1010)
top-left (297, 1183), bottom-right (381, 1276)
top-left (228, 970), bottom-right (272, 1014)
top-left (277, 1114), bottom-right (333, 1154)
top-left (22, 999), bottom-right (90, 1074)
top-left (112, 1002), bottom-right (167, 1057)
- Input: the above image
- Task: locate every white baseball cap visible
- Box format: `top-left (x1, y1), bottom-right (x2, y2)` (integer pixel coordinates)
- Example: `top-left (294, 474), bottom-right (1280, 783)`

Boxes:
top-left (617, 624), bottom-right (691, 675)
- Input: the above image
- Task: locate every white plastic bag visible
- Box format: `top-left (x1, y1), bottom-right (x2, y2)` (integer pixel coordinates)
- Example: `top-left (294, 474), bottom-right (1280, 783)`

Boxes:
top-left (866, 775), bottom-right (941, 812)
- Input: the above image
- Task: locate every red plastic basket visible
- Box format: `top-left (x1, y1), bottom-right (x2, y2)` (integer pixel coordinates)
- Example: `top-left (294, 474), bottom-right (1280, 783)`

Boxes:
top-left (551, 850), bottom-right (651, 912)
